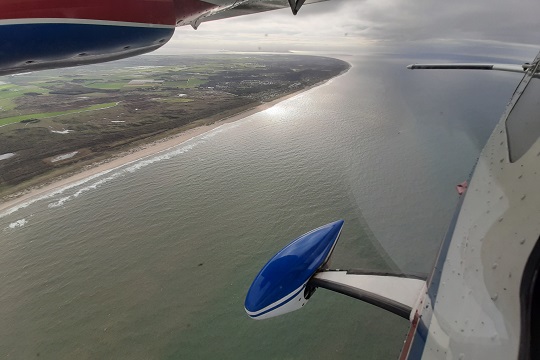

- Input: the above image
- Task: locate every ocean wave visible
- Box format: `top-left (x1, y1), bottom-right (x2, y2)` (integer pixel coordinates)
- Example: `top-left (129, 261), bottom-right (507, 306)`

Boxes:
top-left (45, 138), bottom-right (213, 208)
top-left (47, 171), bottom-right (124, 208)
top-left (7, 218), bottom-right (27, 229)
top-left (0, 169), bottom-right (117, 219)
top-left (2, 122), bottom-right (235, 216)
top-left (125, 141), bottom-right (203, 174)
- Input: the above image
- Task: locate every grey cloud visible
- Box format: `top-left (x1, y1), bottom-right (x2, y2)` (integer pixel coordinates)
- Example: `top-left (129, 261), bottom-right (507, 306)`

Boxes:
top-left (161, 0), bottom-right (540, 53)
top-left (350, 0), bottom-right (540, 44)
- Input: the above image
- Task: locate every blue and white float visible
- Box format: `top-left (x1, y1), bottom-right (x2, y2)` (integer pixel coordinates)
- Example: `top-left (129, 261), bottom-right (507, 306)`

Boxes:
top-left (244, 220), bottom-right (344, 320)
top-left (245, 220), bottom-right (427, 321)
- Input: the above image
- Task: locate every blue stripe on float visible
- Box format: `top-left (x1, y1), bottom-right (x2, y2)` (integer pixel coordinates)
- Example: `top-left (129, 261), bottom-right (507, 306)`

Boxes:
top-left (245, 220), bottom-right (344, 314)
top-left (0, 23), bottom-right (173, 71)
top-left (248, 286), bottom-right (305, 318)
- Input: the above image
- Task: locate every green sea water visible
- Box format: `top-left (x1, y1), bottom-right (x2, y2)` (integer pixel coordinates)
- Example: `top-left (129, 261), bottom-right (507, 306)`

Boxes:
top-left (0, 53), bottom-right (519, 359)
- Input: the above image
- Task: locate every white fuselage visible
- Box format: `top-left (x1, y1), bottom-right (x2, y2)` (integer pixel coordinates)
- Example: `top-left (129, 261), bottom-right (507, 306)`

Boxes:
top-left (405, 56), bottom-right (540, 360)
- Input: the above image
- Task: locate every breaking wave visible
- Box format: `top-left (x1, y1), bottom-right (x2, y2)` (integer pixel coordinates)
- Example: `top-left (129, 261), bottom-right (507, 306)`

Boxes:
top-left (6, 218), bottom-right (28, 229)
top-left (1, 123), bottom-right (236, 218)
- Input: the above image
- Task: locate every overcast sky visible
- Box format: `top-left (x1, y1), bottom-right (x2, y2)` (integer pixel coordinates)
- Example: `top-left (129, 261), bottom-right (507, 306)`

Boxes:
top-left (156, 0), bottom-right (540, 58)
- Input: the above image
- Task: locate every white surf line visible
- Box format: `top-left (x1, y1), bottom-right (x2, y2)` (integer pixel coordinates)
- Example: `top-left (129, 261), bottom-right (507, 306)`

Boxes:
top-left (6, 218), bottom-right (28, 229)
top-left (0, 125), bottom-right (228, 217)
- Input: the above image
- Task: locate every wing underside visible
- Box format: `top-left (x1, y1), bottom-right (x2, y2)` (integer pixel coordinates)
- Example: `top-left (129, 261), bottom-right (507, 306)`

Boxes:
top-left (0, 0), bottom-right (329, 76)
top-left (183, 0), bottom-right (328, 28)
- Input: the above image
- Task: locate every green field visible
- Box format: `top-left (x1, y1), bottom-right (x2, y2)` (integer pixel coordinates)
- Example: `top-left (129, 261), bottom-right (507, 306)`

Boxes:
top-left (157, 98), bottom-right (194, 103)
top-left (0, 85), bottom-right (24, 111)
top-left (84, 82), bottom-right (127, 90)
top-left (185, 78), bottom-right (208, 88)
top-left (0, 84), bottom-right (50, 111)
top-left (0, 102), bottom-right (118, 127)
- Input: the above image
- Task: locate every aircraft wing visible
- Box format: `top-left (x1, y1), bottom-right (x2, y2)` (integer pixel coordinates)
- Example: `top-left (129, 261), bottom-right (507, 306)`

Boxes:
top-left (181, 0), bottom-right (328, 29)
top-left (0, 0), bottom-right (328, 76)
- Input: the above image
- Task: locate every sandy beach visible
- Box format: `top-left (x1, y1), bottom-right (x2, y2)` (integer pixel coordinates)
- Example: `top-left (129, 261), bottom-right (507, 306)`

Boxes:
top-left (0, 70), bottom-right (346, 214)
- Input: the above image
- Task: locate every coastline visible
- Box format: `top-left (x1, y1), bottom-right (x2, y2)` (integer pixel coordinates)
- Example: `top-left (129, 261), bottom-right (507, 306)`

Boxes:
top-left (0, 63), bottom-right (350, 214)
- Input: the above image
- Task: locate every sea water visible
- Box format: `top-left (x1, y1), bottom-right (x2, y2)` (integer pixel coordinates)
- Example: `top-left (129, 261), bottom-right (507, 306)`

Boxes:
top-left (0, 52), bottom-right (521, 359)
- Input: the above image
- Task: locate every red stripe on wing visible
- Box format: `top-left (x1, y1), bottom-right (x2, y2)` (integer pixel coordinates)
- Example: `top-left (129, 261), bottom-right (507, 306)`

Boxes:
top-left (0, 0), bottom-right (175, 24)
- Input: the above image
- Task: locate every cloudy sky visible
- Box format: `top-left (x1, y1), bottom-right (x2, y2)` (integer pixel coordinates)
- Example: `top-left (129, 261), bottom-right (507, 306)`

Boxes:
top-left (157, 0), bottom-right (540, 58)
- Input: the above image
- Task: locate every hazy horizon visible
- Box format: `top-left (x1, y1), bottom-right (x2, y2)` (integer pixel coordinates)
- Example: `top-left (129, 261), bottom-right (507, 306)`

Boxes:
top-left (152, 0), bottom-right (540, 57)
